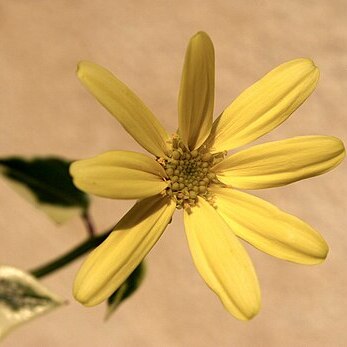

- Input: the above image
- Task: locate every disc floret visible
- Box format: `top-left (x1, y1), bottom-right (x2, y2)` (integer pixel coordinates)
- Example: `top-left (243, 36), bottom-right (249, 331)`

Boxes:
top-left (159, 135), bottom-right (225, 210)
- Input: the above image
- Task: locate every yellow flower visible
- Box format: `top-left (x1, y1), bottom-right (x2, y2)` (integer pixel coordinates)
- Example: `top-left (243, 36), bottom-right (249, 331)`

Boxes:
top-left (70, 32), bottom-right (345, 320)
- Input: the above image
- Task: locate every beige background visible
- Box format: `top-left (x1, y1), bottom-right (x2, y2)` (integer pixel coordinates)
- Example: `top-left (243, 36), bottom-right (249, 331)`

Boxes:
top-left (1, 1), bottom-right (346, 346)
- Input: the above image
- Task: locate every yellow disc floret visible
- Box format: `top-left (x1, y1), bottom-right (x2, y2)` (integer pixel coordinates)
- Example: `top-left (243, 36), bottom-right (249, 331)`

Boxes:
top-left (158, 135), bottom-right (225, 210)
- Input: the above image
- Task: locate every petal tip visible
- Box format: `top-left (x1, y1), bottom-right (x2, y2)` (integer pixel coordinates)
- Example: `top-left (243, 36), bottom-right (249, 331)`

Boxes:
top-left (330, 136), bottom-right (346, 163)
top-left (336, 137), bottom-right (346, 156)
top-left (301, 58), bottom-right (320, 78)
top-left (69, 160), bottom-right (78, 176)
top-left (315, 242), bottom-right (329, 264)
top-left (73, 279), bottom-right (92, 307)
top-left (242, 307), bottom-right (260, 321)
top-left (305, 236), bottom-right (329, 265)
top-left (193, 31), bottom-right (211, 40)
top-left (295, 57), bottom-right (317, 68)
top-left (73, 289), bottom-right (97, 307)
top-left (73, 269), bottom-right (103, 307)
top-left (287, 58), bottom-right (320, 82)
top-left (230, 294), bottom-right (261, 321)
top-left (76, 61), bottom-right (103, 84)
top-left (76, 61), bottom-right (90, 79)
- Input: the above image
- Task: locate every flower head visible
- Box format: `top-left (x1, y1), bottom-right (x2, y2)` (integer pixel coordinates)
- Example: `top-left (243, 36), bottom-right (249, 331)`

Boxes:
top-left (70, 32), bottom-right (345, 320)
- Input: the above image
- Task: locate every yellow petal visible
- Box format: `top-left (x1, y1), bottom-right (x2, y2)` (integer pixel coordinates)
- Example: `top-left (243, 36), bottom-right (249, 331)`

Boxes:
top-left (73, 195), bottom-right (175, 306)
top-left (213, 136), bottom-right (345, 189)
top-left (211, 186), bottom-right (329, 264)
top-left (70, 150), bottom-right (168, 199)
top-left (206, 58), bottom-right (320, 153)
top-left (77, 61), bottom-right (170, 157)
top-left (178, 31), bottom-right (215, 150)
top-left (184, 198), bottom-right (260, 320)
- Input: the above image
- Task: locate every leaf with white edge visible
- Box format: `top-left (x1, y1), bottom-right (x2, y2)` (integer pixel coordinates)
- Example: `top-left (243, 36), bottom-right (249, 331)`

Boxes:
top-left (0, 265), bottom-right (65, 341)
top-left (105, 262), bottom-right (145, 320)
top-left (0, 157), bottom-right (90, 224)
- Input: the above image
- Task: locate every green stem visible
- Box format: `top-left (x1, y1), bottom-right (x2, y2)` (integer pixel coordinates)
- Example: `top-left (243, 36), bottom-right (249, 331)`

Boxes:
top-left (82, 211), bottom-right (96, 238)
top-left (30, 228), bottom-right (113, 278)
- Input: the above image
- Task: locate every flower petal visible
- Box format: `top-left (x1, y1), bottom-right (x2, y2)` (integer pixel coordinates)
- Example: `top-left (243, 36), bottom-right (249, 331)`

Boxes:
top-left (77, 61), bottom-right (170, 157)
top-left (206, 58), bottom-right (320, 153)
top-left (70, 151), bottom-right (168, 199)
top-left (211, 186), bottom-right (329, 264)
top-left (178, 31), bottom-right (215, 150)
top-left (213, 136), bottom-right (345, 189)
top-left (73, 195), bottom-right (175, 306)
top-left (184, 198), bottom-right (260, 320)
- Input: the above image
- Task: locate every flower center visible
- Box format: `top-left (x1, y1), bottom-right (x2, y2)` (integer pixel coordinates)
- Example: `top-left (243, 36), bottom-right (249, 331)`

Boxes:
top-left (158, 135), bottom-right (225, 210)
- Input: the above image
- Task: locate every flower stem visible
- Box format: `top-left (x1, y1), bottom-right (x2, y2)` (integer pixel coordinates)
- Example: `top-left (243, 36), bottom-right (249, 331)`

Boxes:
top-left (82, 211), bottom-right (96, 237)
top-left (30, 228), bottom-right (113, 278)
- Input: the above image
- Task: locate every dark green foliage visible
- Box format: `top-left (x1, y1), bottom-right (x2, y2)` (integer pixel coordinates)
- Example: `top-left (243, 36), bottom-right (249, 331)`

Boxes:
top-left (0, 156), bottom-right (89, 211)
top-left (106, 262), bottom-right (145, 319)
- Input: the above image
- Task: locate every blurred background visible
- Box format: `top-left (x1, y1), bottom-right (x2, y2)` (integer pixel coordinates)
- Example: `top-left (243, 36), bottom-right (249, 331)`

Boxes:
top-left (0, 1), bottom-right (346, 346)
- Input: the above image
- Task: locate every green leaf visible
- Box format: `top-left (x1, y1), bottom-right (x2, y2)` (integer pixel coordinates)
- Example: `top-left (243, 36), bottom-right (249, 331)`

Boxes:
top-left (106, 262), bottom-right (146, 320)
top-left (0, 156), bottom-right (90, 223)
top-left (0, 265), bottom-right (65, 341)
